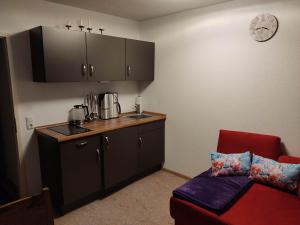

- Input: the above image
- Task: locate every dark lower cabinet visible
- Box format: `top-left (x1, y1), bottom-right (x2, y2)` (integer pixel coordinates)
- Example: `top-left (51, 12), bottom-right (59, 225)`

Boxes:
top-left (37, 120), bottom-right (165, 214)
top-left (102, 121), bottom-right (165, 190)
top-left (102, 126), bottom-right (138, 189)
top-left (60, 136), bottom-right (102, 205)
top-left (138, 122), bottom-right (165, 173)
top-left (38, 134), bottom-right (103, 214)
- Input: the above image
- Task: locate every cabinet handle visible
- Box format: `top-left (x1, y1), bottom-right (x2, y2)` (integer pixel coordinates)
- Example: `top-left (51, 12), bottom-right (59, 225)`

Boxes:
top-left (76, 141), bottom-right (88, 148)
top-left (89, 64), bottom-right (95, 77)
top-left (138, 137), bottom-right (143, 147)
top-left (96, 148), bottom-right (101, 161)
top-left (104, 136), bottom-right (109, 148)
top-left (127, 65), bottom-right (131, 76)
top-left (81, 64), bottom-right (87, 76)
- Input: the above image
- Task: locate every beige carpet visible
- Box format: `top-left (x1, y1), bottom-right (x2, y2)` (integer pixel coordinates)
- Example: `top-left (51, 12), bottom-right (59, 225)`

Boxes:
top-left (55, 170), bottom-right (187, 225)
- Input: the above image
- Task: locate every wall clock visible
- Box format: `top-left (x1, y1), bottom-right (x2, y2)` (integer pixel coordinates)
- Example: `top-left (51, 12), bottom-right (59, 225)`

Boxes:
top-left (250, 14), bottom-right (278, 42)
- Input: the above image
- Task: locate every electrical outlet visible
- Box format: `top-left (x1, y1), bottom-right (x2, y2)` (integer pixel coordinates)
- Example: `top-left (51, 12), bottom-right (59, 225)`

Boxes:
top-left (25, 117), bottom-right (34, 130)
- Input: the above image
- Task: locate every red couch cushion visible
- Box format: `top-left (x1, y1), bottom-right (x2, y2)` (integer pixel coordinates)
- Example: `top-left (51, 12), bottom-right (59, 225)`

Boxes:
top-left (221, 183), bottom-right (300, 225)
top-left (278, 155), bottom-right (300, 164)
top-left (217, 130), bottom-right (281, 160)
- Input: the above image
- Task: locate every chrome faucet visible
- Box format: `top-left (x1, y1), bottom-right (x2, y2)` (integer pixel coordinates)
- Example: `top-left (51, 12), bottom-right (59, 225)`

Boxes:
top-left (135, 103), bottom-right (142, 114)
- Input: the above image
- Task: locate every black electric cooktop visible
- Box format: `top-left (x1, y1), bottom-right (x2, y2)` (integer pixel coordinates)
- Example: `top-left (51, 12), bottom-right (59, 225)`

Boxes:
top-left (48, 125), bottom-right (91, 136)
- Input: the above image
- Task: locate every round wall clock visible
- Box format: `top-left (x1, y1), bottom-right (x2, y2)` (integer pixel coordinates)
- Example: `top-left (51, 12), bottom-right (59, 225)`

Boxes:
top-left (250, 14), bottom-right (279, 42)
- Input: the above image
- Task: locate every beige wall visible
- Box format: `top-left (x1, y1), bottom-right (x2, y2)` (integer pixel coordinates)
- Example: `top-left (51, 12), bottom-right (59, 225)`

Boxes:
top-left (0, 0), bottom-right (141, 196)
top-left (140, 0), bottom-right (300, 178)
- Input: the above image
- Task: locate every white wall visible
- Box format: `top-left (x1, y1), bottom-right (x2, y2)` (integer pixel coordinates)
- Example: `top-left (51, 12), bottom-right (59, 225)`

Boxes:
top-left (0, 0), bottom-right (141, 196)
top-left (140, 0), bottom-right (300, 178)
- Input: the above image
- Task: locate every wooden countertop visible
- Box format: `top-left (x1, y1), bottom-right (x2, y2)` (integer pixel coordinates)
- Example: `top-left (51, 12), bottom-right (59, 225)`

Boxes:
top-left (35, 111), bottom-right (166, 142)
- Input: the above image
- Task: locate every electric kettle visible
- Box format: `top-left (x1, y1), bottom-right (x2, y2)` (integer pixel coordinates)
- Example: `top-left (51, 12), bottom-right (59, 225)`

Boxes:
top-left (99, 92), bottom-right (121, 119)
top-left (69, 104), bottom-right (89, 125)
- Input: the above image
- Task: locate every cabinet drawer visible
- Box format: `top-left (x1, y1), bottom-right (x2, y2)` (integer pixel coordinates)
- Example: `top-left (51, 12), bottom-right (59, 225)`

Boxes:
top-left (60, 135), bottom-right (102, 205)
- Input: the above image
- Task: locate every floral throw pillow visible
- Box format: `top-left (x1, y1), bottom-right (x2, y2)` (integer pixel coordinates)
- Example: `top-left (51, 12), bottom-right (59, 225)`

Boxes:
top-left (211, 151), bottom-right (251, 176)
top-left (250, 154), bottom-right (300, 192)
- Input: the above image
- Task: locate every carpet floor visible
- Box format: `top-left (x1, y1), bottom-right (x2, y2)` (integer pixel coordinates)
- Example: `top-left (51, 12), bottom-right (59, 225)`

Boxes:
top-left (55, 170), bottom-right (187, 225)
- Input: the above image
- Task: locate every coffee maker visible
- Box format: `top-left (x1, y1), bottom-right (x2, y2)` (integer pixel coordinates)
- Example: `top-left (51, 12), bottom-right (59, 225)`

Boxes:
top-left (99, 92), bottom-right (121, 119)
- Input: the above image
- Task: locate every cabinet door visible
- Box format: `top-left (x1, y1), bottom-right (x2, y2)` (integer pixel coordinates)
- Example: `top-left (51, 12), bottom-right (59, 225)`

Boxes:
top-left (60, 135), bottom-right (102, 205)
top-left (30, 26), bottom-right (87, 82)
top-left (102, 126), bottom-right (138, 189)
top-left (125, 39), bottom-right (154, 81)
top-left (86, 33), bottom-right (125, 81)
top-left (138, 121), bottom-right (165, 173)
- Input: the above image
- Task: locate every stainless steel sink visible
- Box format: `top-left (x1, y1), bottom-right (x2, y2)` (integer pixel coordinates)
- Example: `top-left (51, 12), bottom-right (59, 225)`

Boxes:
top-left (126, 114), bottom-right (153, 119)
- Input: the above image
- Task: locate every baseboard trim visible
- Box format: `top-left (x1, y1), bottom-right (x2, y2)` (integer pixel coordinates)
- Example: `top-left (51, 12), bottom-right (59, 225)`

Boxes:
top-left (162, 168), bottom-right (191, 180)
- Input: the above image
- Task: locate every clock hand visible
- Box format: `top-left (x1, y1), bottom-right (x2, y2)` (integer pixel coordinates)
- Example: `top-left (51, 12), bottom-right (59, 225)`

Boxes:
top-left (255, 27), bottom-right (269, 30)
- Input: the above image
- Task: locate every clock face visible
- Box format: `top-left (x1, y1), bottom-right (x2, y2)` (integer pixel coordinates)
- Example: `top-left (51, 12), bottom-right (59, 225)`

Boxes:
top-left (250, 14), bottom-right (278, 42)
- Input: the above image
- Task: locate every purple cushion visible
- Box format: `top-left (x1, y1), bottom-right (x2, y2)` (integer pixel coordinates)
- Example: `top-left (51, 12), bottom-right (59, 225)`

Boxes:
top-left (173, 169), bottom-right (253, 214)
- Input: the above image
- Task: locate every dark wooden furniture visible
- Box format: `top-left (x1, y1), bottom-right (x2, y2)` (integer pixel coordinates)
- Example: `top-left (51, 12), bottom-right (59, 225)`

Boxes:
top-left (102, 126), bottom-right (138, 189)
top-left (138, 121), bottom-right (164, 173)
top-left (126, 39), bottom-right (155, 81)
top-left (0, 188), bottom-right (54, 225)
top-left (60, 136), bottom-right (102, 206)
top-left (0, 37), bottom-right (19, 200)
top-left (38, 135), bottom-right (103, 214)
top-left (30, 27), bottom-right (87, 82)
top-left (37, 117), bottom-right (165, 214)
top-left (35, 111), bottom-right (166, 142)
top-left (102, 121), bottom-right (164, 190)
top-left (86, 33), bottom-right (125, 81)
top-left (29, 26), bottom-right (154, 82)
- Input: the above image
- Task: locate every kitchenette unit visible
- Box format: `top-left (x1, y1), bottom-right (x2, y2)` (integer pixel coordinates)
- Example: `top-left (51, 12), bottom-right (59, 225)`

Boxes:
top-left (36, 112), bottom-right (166, 214)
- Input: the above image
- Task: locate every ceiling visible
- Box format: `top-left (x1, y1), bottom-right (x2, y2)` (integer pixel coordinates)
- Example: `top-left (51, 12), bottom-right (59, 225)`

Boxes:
top-left (46, 0), bottom-right (233, 21)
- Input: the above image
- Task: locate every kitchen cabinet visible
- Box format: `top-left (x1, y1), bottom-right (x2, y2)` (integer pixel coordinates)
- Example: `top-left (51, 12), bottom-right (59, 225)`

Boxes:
top-left (101, 121), bottom-right (164, 190)
top-left (37, 119), bottom-right (165, 213)
top-left (38, 134), bottom-right (103, 213)
top-left (125, 39), bottom-right (155, 81)
top-left (138, 121), bottom-right (165, 173)
top-left (30, 26), bottom-right (87, 82)
top-left (102, 126), bottom-right (138, 189)
top-left (30, 26), bottom-right (125, 82)
top-left (29, 26), bottom-right (155, 82)
top-left (86, 33), bottom-right (125, 81)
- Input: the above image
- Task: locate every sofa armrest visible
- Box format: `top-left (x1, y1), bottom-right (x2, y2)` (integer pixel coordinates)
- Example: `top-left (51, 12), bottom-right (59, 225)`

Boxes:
top-left (278, 155), bottom-right (300, 164)
top-left (170, 197), bottom-right (233, 225)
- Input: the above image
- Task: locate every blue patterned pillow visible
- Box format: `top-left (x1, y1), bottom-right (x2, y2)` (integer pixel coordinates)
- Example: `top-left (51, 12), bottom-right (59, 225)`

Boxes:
top-left (250, 154), bottom-right (300, 192)
top-left (211, 151), bottom-right (251, 176)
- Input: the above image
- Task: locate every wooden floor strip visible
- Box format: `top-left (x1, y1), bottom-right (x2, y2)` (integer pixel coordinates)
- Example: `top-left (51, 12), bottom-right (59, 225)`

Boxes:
top-left (162, 168), bottom-right (191, 180)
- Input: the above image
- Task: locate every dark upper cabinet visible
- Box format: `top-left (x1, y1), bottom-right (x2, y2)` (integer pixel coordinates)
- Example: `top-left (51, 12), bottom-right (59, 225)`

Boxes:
top-left (125, 39), bottom-right (155, 81)
top-left (102, 126), bottom-right (138, 189)
top-left (86, 33), bottom-right (125, 81)
top-left (30, 26), bottom-right (87, 82)
top-left (30, 26), bottom-right (155, 82)
top-left (138, 121), bottom-right (165, 173)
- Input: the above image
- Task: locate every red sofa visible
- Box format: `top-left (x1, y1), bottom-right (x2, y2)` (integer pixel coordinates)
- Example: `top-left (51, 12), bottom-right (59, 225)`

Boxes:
top-left (170, 129), bottom-right (300, 225)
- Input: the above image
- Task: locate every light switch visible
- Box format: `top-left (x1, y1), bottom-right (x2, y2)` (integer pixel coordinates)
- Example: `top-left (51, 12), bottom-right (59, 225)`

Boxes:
top-left (25, 117), bottom-right (34, 130)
